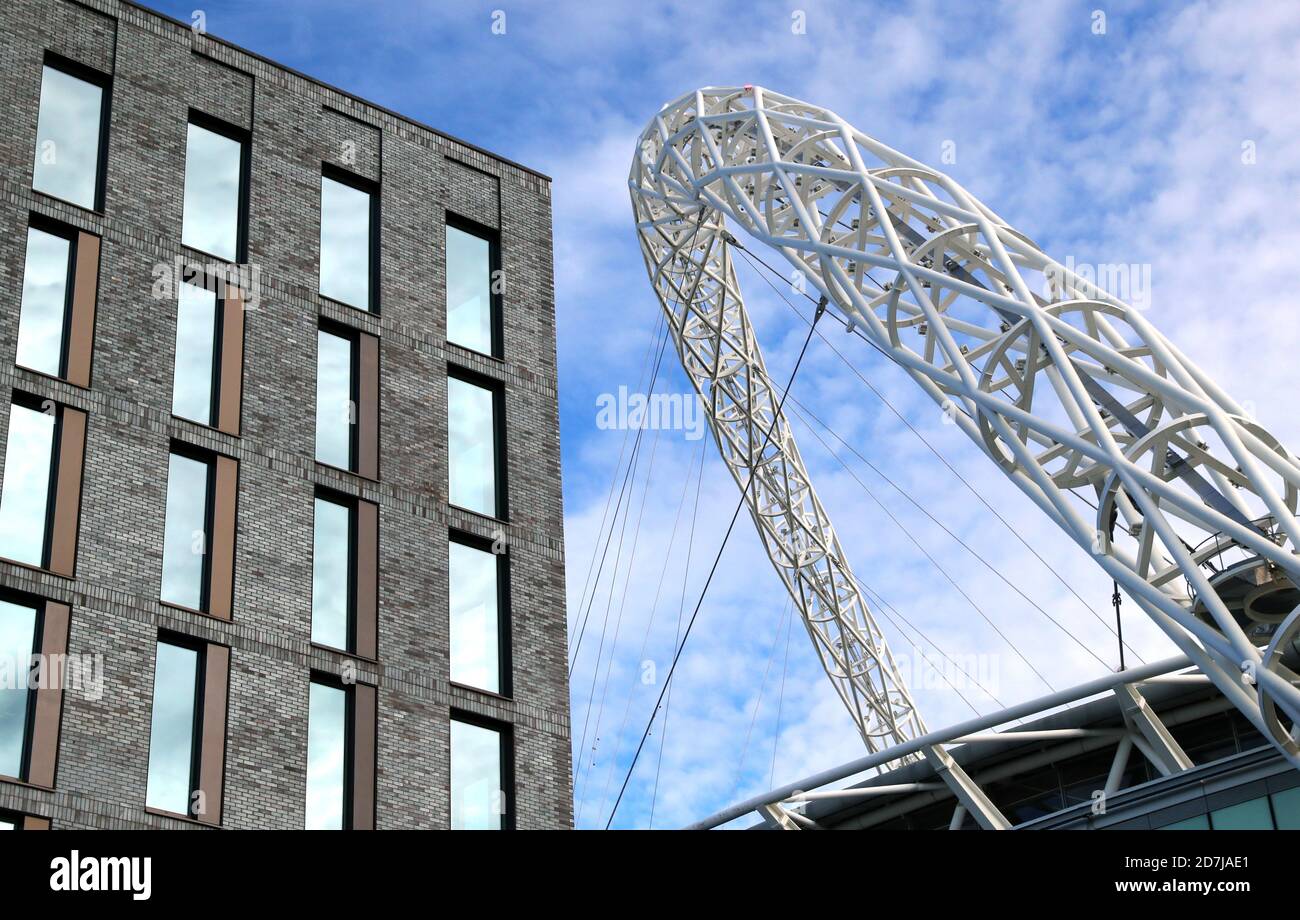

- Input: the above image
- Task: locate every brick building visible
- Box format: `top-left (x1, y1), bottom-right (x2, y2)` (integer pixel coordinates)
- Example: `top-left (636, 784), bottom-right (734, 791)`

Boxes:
top-left (0, 0), bottom-right (572, 830)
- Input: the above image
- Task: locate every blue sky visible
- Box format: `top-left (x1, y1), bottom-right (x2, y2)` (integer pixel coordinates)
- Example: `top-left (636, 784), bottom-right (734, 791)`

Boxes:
top-left (144, 0), bottom-right (1300, 828)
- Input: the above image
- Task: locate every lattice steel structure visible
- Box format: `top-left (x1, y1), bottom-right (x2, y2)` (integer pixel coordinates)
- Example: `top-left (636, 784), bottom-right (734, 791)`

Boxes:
top-left (629, 86), bottom-right (1300, 779)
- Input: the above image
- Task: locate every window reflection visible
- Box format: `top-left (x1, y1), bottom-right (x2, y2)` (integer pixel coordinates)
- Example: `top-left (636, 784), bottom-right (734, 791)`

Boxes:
top-left (161, 453), bottom-right (210, 610)
top-left (0, 600), bottom-right (38, 779)
top-left (32, 65), bottom-right (105, 209)
top-left (182, 122), bottom-right (243, 262)
top-left (448, 376), bottom-right (498, 516)
top-left (319, 175), bottom-right (372, 310)
top-left (16, 227), bottom-right (72, 377)
top-left (0, 403), bottom-right (57, 567)
top-left (306, 681), bottom-right (348, 830)
top-left (449, 540), bottom-right (500, 693)
top-left (172, 282), bottom-right (218, 426)
top-left (446, 224), bottom-right (493, 355)
top-left (311, 497), bottom-right (352, 651)
top-left (315, 329), bottom-right (354, 469)
top-left (451, 718), bottom-right (505, 830)
top-left (145, 641), bottom-right (200, 816)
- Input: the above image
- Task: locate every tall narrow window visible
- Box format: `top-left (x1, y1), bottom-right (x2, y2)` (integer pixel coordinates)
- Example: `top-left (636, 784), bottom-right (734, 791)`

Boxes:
top-left (451, 716), bottom-right (511, 830)
top-left (145, 639), bottom-right (201, 816)
top-left (172, 281), bottom-right (219, 426)
top-left (306, 679), bottom-right (349, 830)
top-left (311, 495), bottom-right (353, 651)
top-left (0, 400), bottom-right (56, 567)
top-left (0, 599), bottom-right (39, 780)
top-left (15, 225), bottom-right (74, 377)
top-left (445, 219), bottom-right (499, 357)
top-left (32, 60), bottom-right (107, 210)
top-left (447, 372), bottom-right (503, 518)
top-left (449, 535), bottom-right (506, 694)
top-left (315, 328), bottom-right (355, 470)
top-left (161, 451), bottom-right (212, 611)
top-left (319, 172), bottom-right (375, 311)
top-left (181, 118), bottom-right (246, 262)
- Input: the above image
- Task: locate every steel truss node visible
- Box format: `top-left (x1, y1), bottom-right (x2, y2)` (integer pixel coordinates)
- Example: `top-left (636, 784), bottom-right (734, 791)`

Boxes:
top-left (629, 86), bottom-right (1300, 784)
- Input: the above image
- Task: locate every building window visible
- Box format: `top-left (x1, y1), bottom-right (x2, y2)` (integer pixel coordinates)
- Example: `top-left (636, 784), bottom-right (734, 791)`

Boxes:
top-left (312, 494), bottom-right (353, 651)
top-left (145, 639), bottom-right (202, 817)
top-left (172, 280), bottom-right (220, 426)
top-left (306, 678), bottom-right (349, 830)
top-left (449, 534), bottom-right (507, 695)
top-left (450, 715), bottom-right (512, 830)
top-left (0, 598), bottom-right (39, 780)
top-left (0, 399), bottom-right (57, 568)
top-left (447, 370), bottom-right (504, 518)
top-left (32, 58), bottom-right (108, 211)
top-left (318, 170), bottom-right (376, 311)
top-left (16, 223), bottom-right (74, 378)
top-left (445, 217), bottom-right (500, 357)
top-left (181, 116), bottom-right (247, 262)
top-left (0, 816), bottom-right (13, 831)
top-left (161, 451), bottom-right (212, 611)
top-left (315, 327), bottom-right (355, 470)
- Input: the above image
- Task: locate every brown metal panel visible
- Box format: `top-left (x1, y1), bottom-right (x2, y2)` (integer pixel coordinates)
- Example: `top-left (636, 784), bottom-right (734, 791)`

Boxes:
top-left (355, 500), bottom-right (378, 660)
top-left (218, 286), bottom-right (245, 436)
top-left (48, 408), bottom-right (86, 577)
top-left (27, 601), bottom-right (70, 788)
top-left (208, 455), bottom-right (238, 620)
top-left (352, 683), bottom-right (376, 830)
top-left (197, 644), bottom-right (229, 826)
top-left (21, 816), bottom-right (51, 830)
top-left (357, 333), bottom-right (379, 480)
top-left (65, 232), bottom-right (100, 388)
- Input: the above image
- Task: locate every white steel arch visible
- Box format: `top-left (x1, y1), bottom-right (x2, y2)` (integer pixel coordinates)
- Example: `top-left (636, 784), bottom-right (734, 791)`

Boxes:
top-left (629, 85), bottom-right (1300, 772)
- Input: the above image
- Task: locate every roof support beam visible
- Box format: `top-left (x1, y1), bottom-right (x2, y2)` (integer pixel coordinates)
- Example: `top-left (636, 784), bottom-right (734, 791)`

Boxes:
top-left (1115, 684), bottom-right (1194, 775)
top-left (923, 745), bottom-right (1011, 831)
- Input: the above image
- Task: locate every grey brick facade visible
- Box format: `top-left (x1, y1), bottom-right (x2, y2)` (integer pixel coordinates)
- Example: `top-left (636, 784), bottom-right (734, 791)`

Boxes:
top-left (0, 0), bottom-right (572, 829)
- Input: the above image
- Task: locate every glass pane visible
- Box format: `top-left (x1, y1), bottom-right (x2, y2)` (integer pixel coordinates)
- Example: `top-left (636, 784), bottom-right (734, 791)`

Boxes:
top-left (1210, 796), bottom-right (1273, 830)
top-left (0, 404), bottom-right (56, 567)
top-left (446, 225), bottom-right (493, 354)
top-left (1271, 787), bottom-right (1300, 830)
top-left (0, 600), bottom-right (38, 779)
top-left (451, 719), bottom-right (505, 830)
top-left (161, 453), bottom-right (209, 609)
top-left (1157, 814), bottom-right (1209, 830)
top-left (181, 123), bottom-right (242, 261)
top-left (448, 377), bottom-right (497, 516)
top-left (145, 641), bottom-right (199, 815)
top-left (449, 540), bottom-right (500, 693)
top-left (171, 282), bottom-right (218, 426)
top-left (0, 820), bottom-right (13, 831)
top-left (306, 682), bottom-right (347, 829)
top-left (315, 329), bottom-right (354, 469)
top-left (32, 65), bottom-right (103, 209)
top-left (319, 176), bottom-right (371, 309)
top-left (311, 497), bottom-right (352, 650)
top-left (16, 227), bottom-right (72, 376)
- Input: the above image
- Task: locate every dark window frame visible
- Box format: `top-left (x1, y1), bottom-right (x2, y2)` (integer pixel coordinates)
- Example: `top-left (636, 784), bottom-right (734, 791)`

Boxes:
top-left (182, 109), bottom-right (251, 265)
top-left (35, 52), bottom-right (112, 214)
top-left (161, 442), bottom-right (216, 615)
top-left (449, 709), bottom-right (516, 831)
top-left (0, 588), bottom-right (45, 784)
top-left (18, 214), bottom-right (79, 382)
top-left (446, 364), bottom-right (508, 522)
top-left (312, 487), bottom-right (359, 655)
top-left (308, 671), bottom-right (356, 830)
top-left (444, 212), bottom-right (503, 360)
top-left (316, 321), bottom-right (361, 473)
top-left (171, 267), bottom-right (229, 431)
top-left (6, 392), bottom-right (63, 571)
top-left (448, 529), bottom-right (512, 699)
top-left (319, 164), bottom-right (380, 315)
top-left (146, 630), bottom-right (208, 820)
